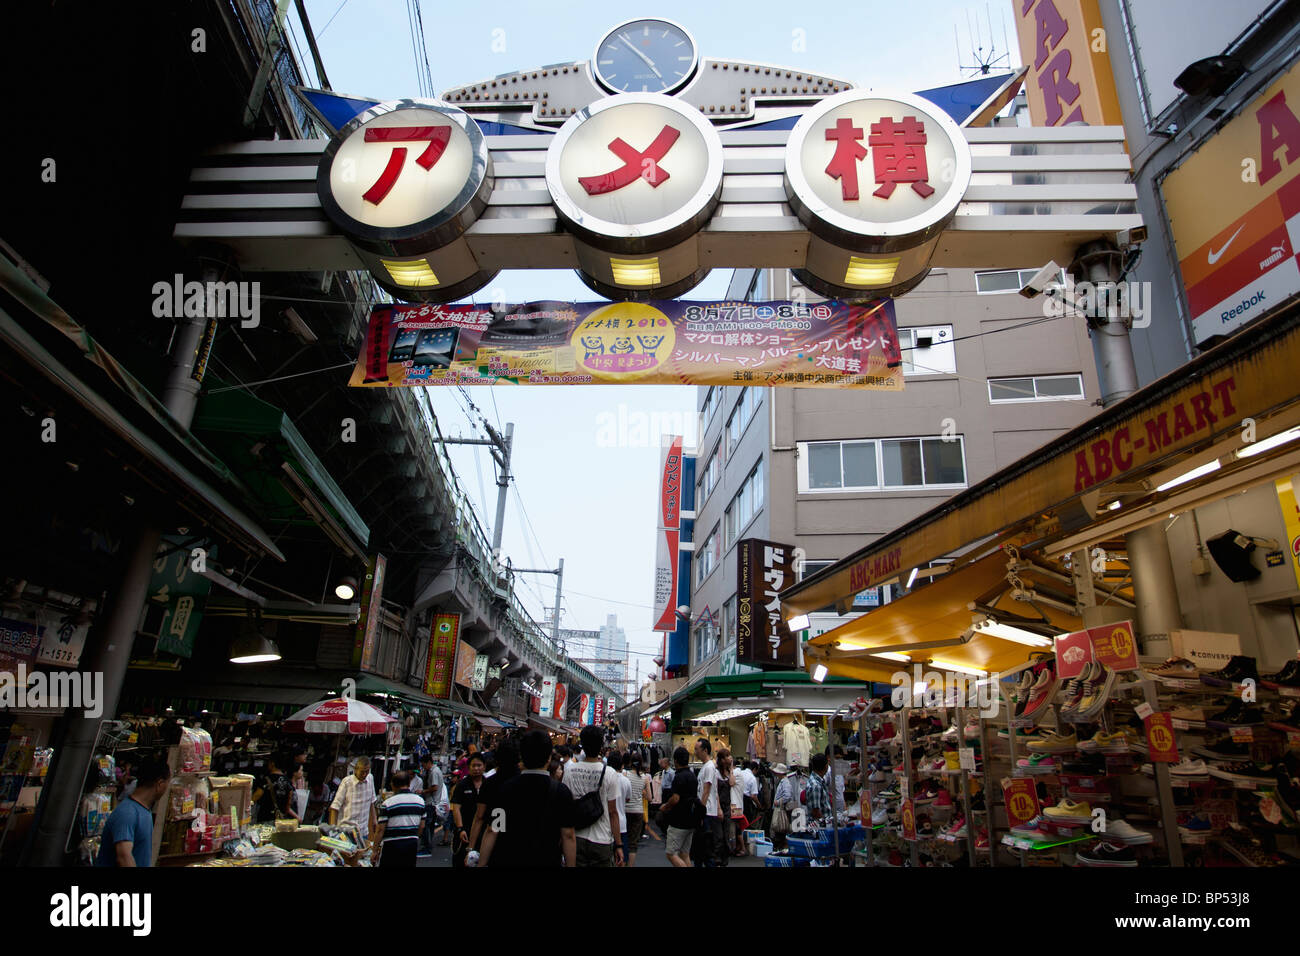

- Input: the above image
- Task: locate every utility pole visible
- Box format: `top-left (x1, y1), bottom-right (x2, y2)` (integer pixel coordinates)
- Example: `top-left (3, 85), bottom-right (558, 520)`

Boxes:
top-left (515, 557), bottom-right (564, 643)
top-left (436, 421), bottom-right (512, 556)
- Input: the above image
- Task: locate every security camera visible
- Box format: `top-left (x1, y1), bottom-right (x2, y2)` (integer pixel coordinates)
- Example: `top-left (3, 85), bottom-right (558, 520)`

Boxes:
top-left (1019, 261), bottom-right (1063, 299)
top-left (1117, 225), bottom-right (1148, 249)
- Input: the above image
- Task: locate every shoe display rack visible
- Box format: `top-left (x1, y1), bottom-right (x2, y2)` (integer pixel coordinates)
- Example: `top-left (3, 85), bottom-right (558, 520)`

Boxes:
top-left (1141, 654), bottom-right (1300, 867)
top-left (855, 695), bottom-right (990, 867)
top-left (984, 652), bottom-right (1185, 868)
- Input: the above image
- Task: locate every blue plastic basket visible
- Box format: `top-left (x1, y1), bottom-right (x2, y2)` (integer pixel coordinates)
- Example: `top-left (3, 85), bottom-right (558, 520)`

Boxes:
top-left (764, 853), bottom-right (811, 867)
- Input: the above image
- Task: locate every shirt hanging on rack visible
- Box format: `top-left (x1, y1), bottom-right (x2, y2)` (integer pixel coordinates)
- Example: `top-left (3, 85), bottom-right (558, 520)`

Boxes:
top-left (783, 721), bottom-right (811, 768)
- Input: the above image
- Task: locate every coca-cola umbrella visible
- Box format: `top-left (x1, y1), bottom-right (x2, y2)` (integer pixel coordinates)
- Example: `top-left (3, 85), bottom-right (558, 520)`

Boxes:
top-left (283, 696), bottom-right (396, 735)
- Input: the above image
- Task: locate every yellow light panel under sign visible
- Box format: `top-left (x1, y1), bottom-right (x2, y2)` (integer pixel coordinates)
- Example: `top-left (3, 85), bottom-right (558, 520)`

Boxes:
top-left (381, 258), bottom-right (440, 288)
top-left (610, 257), bottom-right (661, 286)
top-left (844, 256), bottom-right (900, 286)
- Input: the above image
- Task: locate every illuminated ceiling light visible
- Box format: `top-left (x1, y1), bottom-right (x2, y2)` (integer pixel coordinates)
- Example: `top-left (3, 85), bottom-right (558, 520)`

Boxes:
top-left (381, 258), bottom-right (440, 288)
top-left (812, 663), bottom-right (828, 682)
top-left (844, 255), bottom-right (900, 286)
top-left (334, 576), bottom-right (358, 601)
top-left (1107, 500), bottom-right (1122, 511)
top-left (972, 620), bottom-right (1055, 647)
top-left (609, 256), bottom-right (661, 286)
top-left (1236, 426), bottom-right (1300, 459)
top-left (694, 707), bottom-right (763, 721)
top-left (865, 650), bottom-right (911, 662)
top-left (786, 613), bottom-right (810, 631)
top-left (930, 660), bottom-right (988, 676)
top-left (1155, 459), bottom-right (1221, 492)
top-left (906, 567), bottom-right (918, 588)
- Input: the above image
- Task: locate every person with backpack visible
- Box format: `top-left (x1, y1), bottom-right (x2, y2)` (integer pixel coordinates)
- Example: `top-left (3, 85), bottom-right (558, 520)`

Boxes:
top-left (476, 730), bottom-right (576, 867)
top-left (562, 725), bottom-right (624, 867)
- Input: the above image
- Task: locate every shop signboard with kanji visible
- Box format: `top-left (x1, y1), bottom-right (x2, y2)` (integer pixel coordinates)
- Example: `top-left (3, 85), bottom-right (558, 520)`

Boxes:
top-left (147, 536), bottom-right (214, 659)
top-left (423, 613), bottom-right (460, 699)
top-left (453, 639), bottom-right (478, 688)
top-left (653, 436), bottom-right (685, 632)
top-left (539, 676), bottom-right (557, 718)
top-left (0, 618), bottom-right (41, 679)
top-left (736, 538), bottom-right (798, 669)
top-left (352, 299), bottom-right (902, 389)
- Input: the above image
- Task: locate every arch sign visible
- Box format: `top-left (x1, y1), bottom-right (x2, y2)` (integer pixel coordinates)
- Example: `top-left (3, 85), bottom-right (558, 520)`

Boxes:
top-left (320, 88), bottom-right (965, 388)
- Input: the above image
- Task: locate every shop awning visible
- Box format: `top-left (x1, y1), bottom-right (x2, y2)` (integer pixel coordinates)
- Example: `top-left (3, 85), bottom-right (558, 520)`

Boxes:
top-left (477, 716), bottom-right (507, 729)
top-left (640, 698), bottom-right (671, 718)
top-left (528, 715), bottom-right (566, 733)
top-left (354, 674), bottom-right (441, 708)
top-left (781, 303), bottom-right (1300, 619)
top-left (805, 551), bottom-right (1082, 679)
top-left (193, 387), bottom-right (369, 558)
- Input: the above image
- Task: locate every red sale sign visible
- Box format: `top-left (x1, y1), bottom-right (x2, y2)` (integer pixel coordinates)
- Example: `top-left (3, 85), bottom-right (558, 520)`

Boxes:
top-left (901, 798), bottom-right (917, 841)
top-left (1088, 620), bottom-right (1139, 672)
top-left (1053, 629), bottom-right (1094, 679)
top-left (1002, 778), bottom-right (1041, 829)
top-left (1145, 712), bottom-right (1180, 763)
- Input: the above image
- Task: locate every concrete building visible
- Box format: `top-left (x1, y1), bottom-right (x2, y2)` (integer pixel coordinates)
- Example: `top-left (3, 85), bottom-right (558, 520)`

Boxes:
top-left (687, 257), bottom-right (1104, 682)
top-left (595, 614), bottom-right (630, 691)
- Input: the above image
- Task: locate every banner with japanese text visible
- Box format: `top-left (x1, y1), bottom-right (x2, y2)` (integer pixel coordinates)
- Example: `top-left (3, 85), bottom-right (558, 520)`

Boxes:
top-left (351, 299), bottom-right (902, 389)
top-left (736, 538), bottom-right (798, 669)
top-left (422, 613), bottom-right (460, 699)
top-left (652, 436), bottom-right (684, 633)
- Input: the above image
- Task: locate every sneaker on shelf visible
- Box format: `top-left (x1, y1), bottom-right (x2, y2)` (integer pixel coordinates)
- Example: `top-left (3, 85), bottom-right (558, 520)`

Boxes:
top-left (1017, 753), bottom-right (1060, 774)
top-left (943, 751), bottom-right (962, 771)
top-left (1061, 754), bottom-right (1106, 775)
top-left (1206, 700), bottom-right (1267, 727)
top-left (1010, 815), bottom-right (1051, 838)
top-left (1101, 819), bottom-right (1155, 845)
top-left (1262, 659), bottom-right (1300, 689)
top-left (1193, 739), bottom-right (1251, 761)
top-left (1027, 731), bottom-right (1078, 754)
top-left (878, 785), bottom-right (901, 800)
top-left (969, 790), bottom-right (986, 812)
top-left (944, 814), bottom-right (968, 837)
top-left (1076, 841), bottom-right (1138, 867)
top-left (1078, 728), bottom-right (1139, 754)
top-left (1208, 761), bottom-right (1278, 785)
top-left (869, 768), bottom-right (887, 783)
top-left (1177, 812), bottom-right (1212, 837)
top-left (1200, 655), bottom-right (1258, 688)
top-left (871, 806), bottom-right (889, 825)
top-left (916, 815), bottom-right (934, 836)
top-left (963, 719), bottom-right (981, 739)
top-left (1043, 798), bottom-right (1093, 823)
top-left (1145, 657), bottom-right (1200, 681)
top-left (940, 722), bottom-right (960, 741)
top-left (974, 827), bottom-right (990, 849)
top-left (933, 788), bottom-right (954, 809)
top-left (1020, 662), bottom-right (1059, 720)
top-left (1169, 758), bottom-right (1211, 779)
top-left (1072, 663), bottom-right (1117, 721)
top-left (1057, 669), bottom-right (1091, 719)
top-left (1169, 705), bottom-right (1208, 723)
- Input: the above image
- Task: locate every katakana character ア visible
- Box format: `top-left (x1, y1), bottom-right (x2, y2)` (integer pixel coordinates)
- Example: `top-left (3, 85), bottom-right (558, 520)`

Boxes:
top-left (824, 117), bottom-right (867, 200)
top-left (362, 126), bottom-right (452, 205)
top-left (868, 116), bottom-right (935, 199)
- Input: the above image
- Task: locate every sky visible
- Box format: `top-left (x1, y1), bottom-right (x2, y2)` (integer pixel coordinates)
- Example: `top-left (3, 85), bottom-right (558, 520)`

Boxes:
top-left (297, 0), bottom-right (1019, 692)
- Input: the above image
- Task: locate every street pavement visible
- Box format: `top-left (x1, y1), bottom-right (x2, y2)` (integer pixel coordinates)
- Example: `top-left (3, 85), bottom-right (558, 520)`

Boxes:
top-left (414, 830), bottom-right (766, 868)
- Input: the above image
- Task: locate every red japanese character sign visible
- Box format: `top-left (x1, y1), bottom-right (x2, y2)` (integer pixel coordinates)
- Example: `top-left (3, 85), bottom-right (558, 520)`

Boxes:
top-left (546, 93), bottom-right (723, 250)
top-left (787, 89), bottom-right (971, 240)
top-left (319, 102), bottom-right (489, 241)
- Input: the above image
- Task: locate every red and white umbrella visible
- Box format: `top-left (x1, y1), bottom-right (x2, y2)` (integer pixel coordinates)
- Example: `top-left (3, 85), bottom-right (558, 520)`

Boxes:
top-left (283, 697), bottom-right (396, 735)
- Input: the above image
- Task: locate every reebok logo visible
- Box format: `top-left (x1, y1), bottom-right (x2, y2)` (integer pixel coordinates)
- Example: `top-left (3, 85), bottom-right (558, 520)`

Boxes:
top-left (50, 887), bottom-right (151, 936)
top-left (1221, 290), bottom-right (1265, 323)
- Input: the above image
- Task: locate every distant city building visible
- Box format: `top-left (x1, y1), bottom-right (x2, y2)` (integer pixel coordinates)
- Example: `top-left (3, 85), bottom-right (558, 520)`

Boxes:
top-left (595, 615), bottom-right (629, 691)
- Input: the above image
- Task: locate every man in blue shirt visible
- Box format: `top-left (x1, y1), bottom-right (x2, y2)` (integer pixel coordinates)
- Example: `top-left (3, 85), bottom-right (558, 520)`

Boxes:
top-left (95, 758), bottom-right (170, 867)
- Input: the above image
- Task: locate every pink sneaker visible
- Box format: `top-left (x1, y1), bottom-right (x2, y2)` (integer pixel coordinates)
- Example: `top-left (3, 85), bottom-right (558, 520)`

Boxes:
top-left (934, 789), bottom-right (953, 808)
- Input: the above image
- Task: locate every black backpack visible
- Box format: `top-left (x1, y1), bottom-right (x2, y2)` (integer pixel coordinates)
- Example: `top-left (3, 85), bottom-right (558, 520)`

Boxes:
top-left (570, 765), bottom-right (608, 830)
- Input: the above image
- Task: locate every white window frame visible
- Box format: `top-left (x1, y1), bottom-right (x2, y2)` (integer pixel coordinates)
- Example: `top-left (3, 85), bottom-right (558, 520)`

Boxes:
top-left (695, 523), bottom-right (720, 586)
top-left (698, 440), bottom-right (722, 503)
top-left (724, 460), bottom-right (765, 548)
top-left (987, 374), bottom-right (1086, 404)
top-left (896, 325), bottom-right (955, 376)
top-left (975, 267), bottom-right (1066, 295)
top-left (725, 388), bottom-right (760, 458)
top-left (798, 436), bottom-right (968, 492)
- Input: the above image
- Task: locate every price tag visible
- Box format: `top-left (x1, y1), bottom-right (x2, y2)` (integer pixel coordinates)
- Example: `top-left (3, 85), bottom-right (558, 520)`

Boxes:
top-left (1134, 702), bottom-right (1155, 720)
top-left (958, 747), bottom-right (976, 771)
top-left (1171, 718), bottom-right (1190, 730)
top-left (1230, 727), bottom-right (1254, 743)
top-left (899, 776), bottom-right (910, 800)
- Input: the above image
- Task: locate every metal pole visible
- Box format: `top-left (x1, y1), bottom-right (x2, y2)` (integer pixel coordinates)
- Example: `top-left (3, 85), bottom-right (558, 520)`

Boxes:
top-left (161, 254), bottom-right (231, 428)
top-left (491, 423), bottom-right (513, 557)
top-left (829, 706), bottom-right (841, 864)
top-left (551, 557), bottom-right (564, 644)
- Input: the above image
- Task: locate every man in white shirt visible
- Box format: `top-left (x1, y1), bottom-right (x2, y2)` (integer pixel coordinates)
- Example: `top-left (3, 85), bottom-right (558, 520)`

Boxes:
top-left (329, 755), bottom-right (378, 843)
top-left (562, 726), bottom-right (624, 867)
top-left (694, 738), bottom-right (723, 866)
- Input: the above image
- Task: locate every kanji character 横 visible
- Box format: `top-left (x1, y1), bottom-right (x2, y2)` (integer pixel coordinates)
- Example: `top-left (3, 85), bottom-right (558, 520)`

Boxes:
top-left (867, 116), bottom-right (934, 199)
top-left (361, 126), bottom-right (452, 205)
top-left (578, 125), bottom-right (681, 196)
top-left (824, 117), bottom-right (867, 200)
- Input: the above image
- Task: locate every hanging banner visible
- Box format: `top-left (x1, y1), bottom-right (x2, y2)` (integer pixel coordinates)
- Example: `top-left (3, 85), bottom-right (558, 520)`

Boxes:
top-left (593, 695), bottom-right (605, 726)
top-left (553, 682), bottom-right (568, 722)
top-left (539, 675), bottom-right (557, 718)
top-left (0, 618), bottom-right (41, 679)
top-left (736, 538), bottom-right (798, 668)
top-left (351, 299), bottom-right (902, 389)
top-left (1052, 629), bottom-right (1094, 680)
top-left (1277, 476), bottom-right (1300, 593)
top-left (147, 536), bottom-right (214, 659)
top-left (653, 436), bottom-right (685, 633)
top-left (35, 609), bottom-right (90, 670)
top-left (472, 653), bottom-right (489, 691)
top-left (453, 639), bottom-right (478, 689)
top-left (423, 612), bottom-right (460, 699)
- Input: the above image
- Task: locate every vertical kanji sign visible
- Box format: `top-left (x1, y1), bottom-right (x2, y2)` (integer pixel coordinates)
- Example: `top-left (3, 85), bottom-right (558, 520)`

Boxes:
top-left (737, 538), bottom-right (797, 669)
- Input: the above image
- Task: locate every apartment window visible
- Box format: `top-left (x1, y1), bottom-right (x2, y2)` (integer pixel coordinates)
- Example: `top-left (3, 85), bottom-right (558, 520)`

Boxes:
top-left (702, 386), bottom-right (723, 430)
top-left (699, 441), bottom-right (722, 501)
top-left (695, 524), bottom-right (720, 585)
top-left (723, 596), bottom-right (737, 648)
top-left (800, 437), bottom-right (967, 491)
top-left (693, 615), bottom-right (718, 664)
top-left (988, 374), bottom-right (1085, 404)
top-left (896, 326), bottom-right (955, 376)
top-left (724, 461), bottom-right (765, 547)
top-left (726, 388), bottom-right (761, 457)
top-left (975, 267), bottom-right (1065, 295)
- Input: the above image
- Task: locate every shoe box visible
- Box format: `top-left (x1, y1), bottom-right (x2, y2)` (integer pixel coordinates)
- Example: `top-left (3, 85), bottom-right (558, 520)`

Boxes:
top-left (1169, 629), bottom-right (1242, 673)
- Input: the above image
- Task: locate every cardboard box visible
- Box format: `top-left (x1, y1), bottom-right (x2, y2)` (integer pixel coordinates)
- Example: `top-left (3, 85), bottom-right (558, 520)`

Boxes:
top-left (1170, 630), bottom-right (1242, 672)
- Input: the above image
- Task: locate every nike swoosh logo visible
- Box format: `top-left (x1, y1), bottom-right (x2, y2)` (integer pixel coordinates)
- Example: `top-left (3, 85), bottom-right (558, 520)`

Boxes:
top-left (1208, 225), bottom-right (1246, 265)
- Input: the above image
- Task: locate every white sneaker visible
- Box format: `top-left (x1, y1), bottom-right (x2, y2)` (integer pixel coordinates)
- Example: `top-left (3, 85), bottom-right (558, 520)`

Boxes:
top-left (869, 769), bottom-right (886, 783)
top-left (1170, 758), bottom-right (1210, 778)
top-left (1102, 819), bottom-right (1154, 845)
top-left (871, 807), bottom-right (888, 825)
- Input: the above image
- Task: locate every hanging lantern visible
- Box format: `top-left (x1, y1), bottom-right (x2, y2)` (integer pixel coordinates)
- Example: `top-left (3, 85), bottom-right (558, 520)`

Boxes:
top-left (648, 717), bottom-right (669, 734)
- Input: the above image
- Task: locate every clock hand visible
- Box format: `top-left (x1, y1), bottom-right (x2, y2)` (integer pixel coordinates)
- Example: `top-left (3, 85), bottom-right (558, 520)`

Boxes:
top-left (619, 33), bottom-right (664, 80)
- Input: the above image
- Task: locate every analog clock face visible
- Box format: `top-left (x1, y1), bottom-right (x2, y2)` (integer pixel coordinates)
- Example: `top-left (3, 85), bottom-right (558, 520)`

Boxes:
top-left (593, 19), bottom-right (698, 94)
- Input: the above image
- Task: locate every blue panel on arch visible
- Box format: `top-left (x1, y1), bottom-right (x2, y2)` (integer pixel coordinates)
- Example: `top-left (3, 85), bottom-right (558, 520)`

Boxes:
top-left (297, 88), bottom-right (382, 132)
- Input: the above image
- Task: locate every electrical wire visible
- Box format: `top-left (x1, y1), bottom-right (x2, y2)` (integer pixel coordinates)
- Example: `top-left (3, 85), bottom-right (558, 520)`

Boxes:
top-left (317, 0), bottom-right (349, 37)
top-left (205, 361), bottom-right (355, 393)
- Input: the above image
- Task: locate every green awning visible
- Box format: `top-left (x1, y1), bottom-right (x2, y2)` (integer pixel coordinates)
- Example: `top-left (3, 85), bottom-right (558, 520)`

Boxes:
top-left (354, 673), bottom-right (441, 708)
top-left (193, 386), bottom-right (369, 554)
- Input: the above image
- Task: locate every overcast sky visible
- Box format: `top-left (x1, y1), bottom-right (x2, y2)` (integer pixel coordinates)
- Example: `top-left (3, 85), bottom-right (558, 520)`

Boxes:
top-left (301, 0), bottom-right (1019, 691)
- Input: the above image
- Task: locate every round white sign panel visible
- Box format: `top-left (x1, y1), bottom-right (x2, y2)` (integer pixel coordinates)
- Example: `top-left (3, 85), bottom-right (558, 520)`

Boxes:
top-left (328, 106), bottom-right (477, 231)
top-left (547, 94), bottom-right (723, 245)
top-left (786, 90), bottom-right (972, 242)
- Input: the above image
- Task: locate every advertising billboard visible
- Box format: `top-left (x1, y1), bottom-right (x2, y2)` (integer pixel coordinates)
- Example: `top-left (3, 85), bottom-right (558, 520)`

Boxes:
top-left (652, 435), bottom-right (685, 633)
top-left (423, 612), bottom-right (460, 699)
top-left (736, 538), bottom-right (799, 669)
top-left (1013, 0), bottom-right (1123, 128)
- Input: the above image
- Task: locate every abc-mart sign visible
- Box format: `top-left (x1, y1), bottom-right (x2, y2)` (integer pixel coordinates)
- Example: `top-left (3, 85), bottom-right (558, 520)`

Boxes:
top-left (316, 89), bottom-right (971, 302)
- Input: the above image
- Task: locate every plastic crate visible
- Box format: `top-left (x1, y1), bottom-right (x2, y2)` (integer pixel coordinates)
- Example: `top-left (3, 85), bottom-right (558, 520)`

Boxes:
top-left (754, 839), bottom-right (773, 858)
top-left (764, 853), bottom-right (811, 867)
top-left (786, 836), bottom-right (826, 858)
